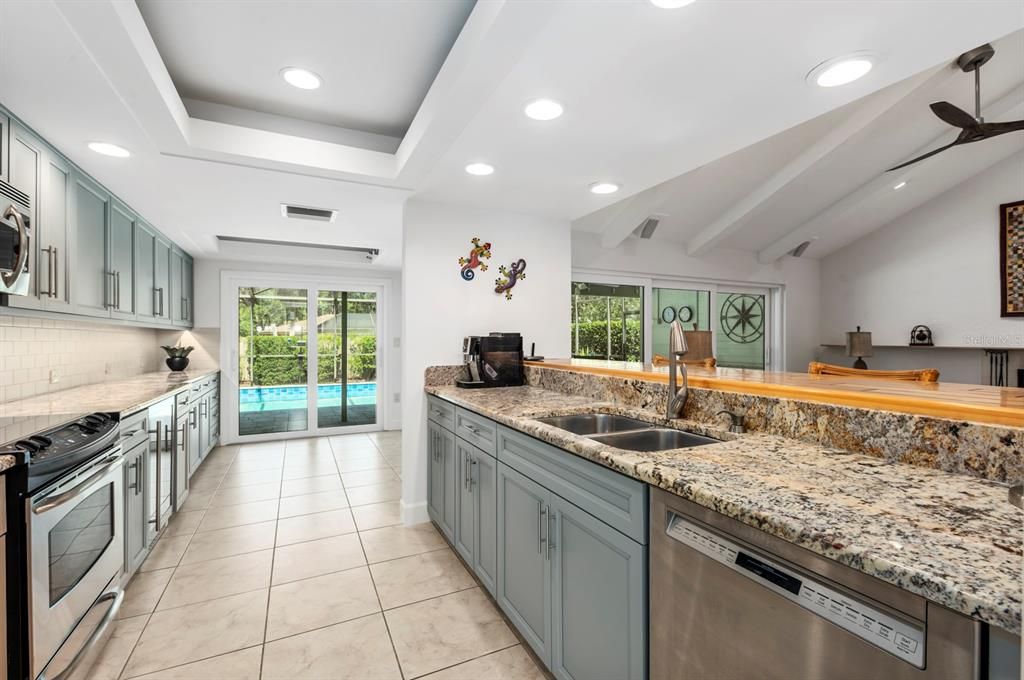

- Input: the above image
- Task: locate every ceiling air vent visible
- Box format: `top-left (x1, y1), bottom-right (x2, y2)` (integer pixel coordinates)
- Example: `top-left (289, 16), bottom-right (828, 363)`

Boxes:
top-left (280, 203), bottom-right (337, 222)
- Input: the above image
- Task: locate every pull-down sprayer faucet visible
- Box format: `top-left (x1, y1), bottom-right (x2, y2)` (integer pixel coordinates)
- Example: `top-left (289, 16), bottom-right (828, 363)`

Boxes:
top-left (666, 320), bottom-right (689, 420)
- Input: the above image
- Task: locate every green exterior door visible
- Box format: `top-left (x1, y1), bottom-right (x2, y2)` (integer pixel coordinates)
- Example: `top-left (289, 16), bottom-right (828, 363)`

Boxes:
top-left (71, 172), bottom-right (111, 317)
top-left (108, 201), bottom-right (135, 318)
top-left (550, 494), bottom-right (647, 680)
top-left (472, 449), bottom-right (498, 596)
top-left (497, 462), bottom-right (552, 665)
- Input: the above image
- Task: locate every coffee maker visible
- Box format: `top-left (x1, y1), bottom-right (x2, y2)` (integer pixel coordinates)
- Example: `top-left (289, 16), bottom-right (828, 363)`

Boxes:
top-left (457, 333), bottom-right (524, 388)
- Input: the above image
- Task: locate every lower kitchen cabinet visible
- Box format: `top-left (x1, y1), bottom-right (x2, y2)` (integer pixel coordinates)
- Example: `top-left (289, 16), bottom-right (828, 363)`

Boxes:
top-left (427, 420), bottom-right (456, 541)
top-left (188, 400), bottom-right (201, 476)
top-left (174, 410), bottom-right (189, 510)
top-left (455, 440), bottom-right (497, 595)
top-left (123, 440), bottom-right (148, 575)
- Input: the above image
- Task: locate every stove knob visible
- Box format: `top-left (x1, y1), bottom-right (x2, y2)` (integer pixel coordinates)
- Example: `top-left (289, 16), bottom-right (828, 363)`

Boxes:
top-left (15, 439), bottom-right (40, 453)
top-left (28, 435), bottom-right (52, 450)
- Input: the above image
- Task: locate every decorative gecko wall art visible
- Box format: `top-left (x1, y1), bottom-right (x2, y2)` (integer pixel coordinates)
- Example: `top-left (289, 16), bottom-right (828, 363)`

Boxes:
top-left (494, 258), bottom-right (526, 300)
top-left (458, 237), bottom-right (492, 280)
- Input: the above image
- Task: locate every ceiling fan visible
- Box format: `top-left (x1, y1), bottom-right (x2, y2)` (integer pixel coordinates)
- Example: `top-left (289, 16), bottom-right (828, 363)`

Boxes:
top-left (887, 43), bottom-right (1024, 172)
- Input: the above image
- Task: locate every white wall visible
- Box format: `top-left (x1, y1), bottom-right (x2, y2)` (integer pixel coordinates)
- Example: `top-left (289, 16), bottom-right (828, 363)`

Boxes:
top-left (401, 200), bottom-right (572, 523)
top-left (187, 257), bottom-right (403, 430)
top-left (820, 151), bottom-right (1024, 385)
top-left (571, 232), bottom-right (821, 372)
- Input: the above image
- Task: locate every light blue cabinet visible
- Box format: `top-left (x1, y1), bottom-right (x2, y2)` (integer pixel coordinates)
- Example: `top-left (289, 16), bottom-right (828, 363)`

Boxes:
top-left (427, 419), bottom-right (456, 541)
top-left (0, 113), bottom-right (8, 184)
top-left (71, 171), bottom-right (111, 317)
top-left (154, 236), bottom-right (171, 323)
top-left (108, 201), bottom-right (136, 319)
top-left (135, 221), bottom-right (157, 320)
top-left (455, 439), bottom-right (498, 596)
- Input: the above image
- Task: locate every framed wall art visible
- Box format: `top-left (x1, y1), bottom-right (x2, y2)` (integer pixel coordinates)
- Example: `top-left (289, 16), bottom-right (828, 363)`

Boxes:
top-left (1000, 199), bottom-right (1024, 317)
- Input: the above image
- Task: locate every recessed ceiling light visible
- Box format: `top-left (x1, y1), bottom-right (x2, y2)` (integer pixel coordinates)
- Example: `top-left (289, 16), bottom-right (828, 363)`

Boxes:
top-left (465, 163), bottom-right (495, 176)
top-left (281, 67), bottom-right (322, 90)
top-left (88, 142), bottom-right (131, 158)
top-left (808, 53), bottom-right (875, 88)
top-left (893, 181), bottom-right (908, 190)
top-left (524, 99), bottom-right (564, 121)
top-left (650, 0), bottom-right (696, 7)
top-left (590, 182), bottom-right (620, 195)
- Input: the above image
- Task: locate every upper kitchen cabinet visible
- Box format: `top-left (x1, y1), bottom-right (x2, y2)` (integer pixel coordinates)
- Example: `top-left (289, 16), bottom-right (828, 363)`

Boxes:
top-left (135, 221), bottom-right (157, 320)
top-left (155, 235), bottom-right (173, 325)
top-left (108, 200), bottom-right (136, 319)
top-left (170, 247), bottom-right (192, 325)
top-left (70, 170), bottom-right (112, 317)
top-left (0, 113), bottom-right (8, 184)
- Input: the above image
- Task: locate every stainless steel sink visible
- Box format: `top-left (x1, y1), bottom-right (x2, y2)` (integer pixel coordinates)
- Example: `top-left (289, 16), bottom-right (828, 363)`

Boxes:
top-left (535, 413), bottom-right (653, 436)
top-left (589, 428), bottom-right (720, 451)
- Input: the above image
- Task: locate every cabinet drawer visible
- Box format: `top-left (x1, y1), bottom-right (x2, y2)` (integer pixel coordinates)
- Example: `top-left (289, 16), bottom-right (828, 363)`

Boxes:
top-left (120, 410), bottom-right (150, 449)
top-left (456, 408), bottom-right (497, 457)
top-left (497, 425), bottom-right (647, 544)
top-left (427, 395), bottom-right (455, 431)
top-left (175, 389), bottom-right (190, 411)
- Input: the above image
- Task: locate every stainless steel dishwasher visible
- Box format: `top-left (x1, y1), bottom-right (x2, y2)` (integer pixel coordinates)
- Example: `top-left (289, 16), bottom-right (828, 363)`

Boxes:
top-left (650, 488), bottom-right (1020, 680)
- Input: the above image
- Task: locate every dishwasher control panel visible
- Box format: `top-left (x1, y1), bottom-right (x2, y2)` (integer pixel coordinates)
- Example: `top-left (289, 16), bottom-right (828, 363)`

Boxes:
top-left (666, 513), bottom-right (926, 668)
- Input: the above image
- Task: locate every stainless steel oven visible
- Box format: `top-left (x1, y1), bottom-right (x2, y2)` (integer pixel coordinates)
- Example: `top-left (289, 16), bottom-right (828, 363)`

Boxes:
top-left (28, 446), bottom-right (124, 680)
top-left (0, 179), bottom-right (31, 297)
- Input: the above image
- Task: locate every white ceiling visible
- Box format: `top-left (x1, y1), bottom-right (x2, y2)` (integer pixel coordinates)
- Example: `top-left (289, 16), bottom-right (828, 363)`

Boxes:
top-left (136, 0), bottom-right (475, 141)
top-left (0, 0), bottom-right (1021, 268)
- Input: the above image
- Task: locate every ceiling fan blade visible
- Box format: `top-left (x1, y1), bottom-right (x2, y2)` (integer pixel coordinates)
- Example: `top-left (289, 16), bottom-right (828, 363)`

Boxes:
top-left (886, 141), bottom-right (960, 172)
top-left (930, 101), bottom-right (978, 129)
top-left (977, 119), bottom-right (1024, 136)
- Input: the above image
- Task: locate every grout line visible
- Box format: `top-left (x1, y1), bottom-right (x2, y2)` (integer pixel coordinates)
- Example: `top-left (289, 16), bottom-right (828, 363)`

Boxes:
top-left (359, 523), bottom-right (406, 680)
top-left (259, 459), bottom-right (284, 679)
top-left (120, 643), bottom-right (264, 680)
top-left (407, 642), bottom-right (523, 680)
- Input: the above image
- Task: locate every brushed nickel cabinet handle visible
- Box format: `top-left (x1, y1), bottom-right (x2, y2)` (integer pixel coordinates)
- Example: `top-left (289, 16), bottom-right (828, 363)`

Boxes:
top-left (40, 246), bottom-right (54, 297)
top-left (538, 505), bottom-right (547, 554)
top-left (51, 246), bottom-right (59, 298)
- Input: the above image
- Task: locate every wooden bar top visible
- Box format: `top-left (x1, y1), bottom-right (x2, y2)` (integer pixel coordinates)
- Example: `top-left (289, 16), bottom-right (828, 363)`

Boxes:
top-left (526, 358), bottom-right (1024, 428)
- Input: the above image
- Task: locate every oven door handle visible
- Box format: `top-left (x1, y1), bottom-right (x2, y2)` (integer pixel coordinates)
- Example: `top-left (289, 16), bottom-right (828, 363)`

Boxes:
top-left (43, 587), bottom-right (124, 680)
top-left (32, 455), bottom-right (121, 515)
top-left (1, 205), bottom-right (29, 289)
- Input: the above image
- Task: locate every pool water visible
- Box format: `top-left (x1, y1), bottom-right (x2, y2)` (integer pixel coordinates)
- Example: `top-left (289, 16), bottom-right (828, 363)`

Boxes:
top-left (240, 383), bottom-right (377, 412)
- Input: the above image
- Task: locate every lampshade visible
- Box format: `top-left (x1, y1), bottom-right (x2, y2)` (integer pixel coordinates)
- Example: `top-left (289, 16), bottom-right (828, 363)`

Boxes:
top-left (845, 326), bottom-right (873, 358)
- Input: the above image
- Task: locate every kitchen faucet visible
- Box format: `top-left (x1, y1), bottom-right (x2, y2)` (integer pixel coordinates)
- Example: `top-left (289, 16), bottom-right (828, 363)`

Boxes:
top-left (666, 320), bottom-right (689, 420)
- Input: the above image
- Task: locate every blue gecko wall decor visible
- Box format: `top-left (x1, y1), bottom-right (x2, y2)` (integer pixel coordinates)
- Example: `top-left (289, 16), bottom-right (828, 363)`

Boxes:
top-left (494, 258), bottom-right (526, 300)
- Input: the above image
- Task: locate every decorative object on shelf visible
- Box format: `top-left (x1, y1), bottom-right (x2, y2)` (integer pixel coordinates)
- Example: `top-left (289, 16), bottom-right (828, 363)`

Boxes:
top-left (719, 293), bottom-right (764, 343)
top-left (677, 305), bottom-right (694, 324)
top-left (494, 258), bottom-right (526, 300)
top-left (909, 325), bottom-right (934, 346)
top-left (845, 326), bottom-right (873, 369)
top-left (458, 237), bottom-right (492, 281)
top-left (986, 349), bottom-right (1009, 386)
top-left (660, 306), bottom-right (676, 323)
top-left (161, 345), bottom-right (194, 372)
top-left (999, 200), bottom-right (1024, 317)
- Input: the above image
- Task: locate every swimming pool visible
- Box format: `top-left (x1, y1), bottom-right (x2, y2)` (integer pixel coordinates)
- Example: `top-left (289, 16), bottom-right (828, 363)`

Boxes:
top-left (240, 383), bottom-right (377, 412)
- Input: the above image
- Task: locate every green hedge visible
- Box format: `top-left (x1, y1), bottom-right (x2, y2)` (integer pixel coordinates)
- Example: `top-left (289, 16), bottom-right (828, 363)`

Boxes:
top-left (570, 320), bottom-right (642, 361)
top-left (241, 335), bottom-right (376, 386)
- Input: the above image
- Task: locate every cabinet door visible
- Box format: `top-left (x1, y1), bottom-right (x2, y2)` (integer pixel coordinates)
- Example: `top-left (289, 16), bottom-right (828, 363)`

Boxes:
top-left (154, 237), bottom-right (171, 321)
top-left (134, 222), bottom-right (156, 319)
top-left (454, 441), bottom-right (475, 564)
top-left (198, 394), bottom-right (209, 460)
top-left (124, 447), bottom-right (147, 574)
top-left (108, 201), bottom-right (136, 318)
top-left (426, 421), bottom-right (455, 541)
top-left (170, 248), bottom-right (184, 324)
top-left (183, 254), bottom-right (194, 326)
top-left (40, 149), bottom-right (71, 308)
top-left (0, 113), bottom-right (8, 183)
top-left (6, 122), bottom-right (42, 307)
top-left (188, 404), bottom-right (201, 475)
top-left (174, 415), bottom-right (189, 509)
top-left (497, 462), bottom-right (552, 665)
top-left (550, 495), bottom-right (646, 680)
top-left (427, 421), bottom-right (444, 528)
top-left (472, 450), bottom-right (498, 596)
top-left (71, 172), bottom-right (111, 317)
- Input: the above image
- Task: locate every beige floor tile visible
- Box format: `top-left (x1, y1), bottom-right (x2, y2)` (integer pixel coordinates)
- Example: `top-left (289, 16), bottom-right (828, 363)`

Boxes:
top-left (118, 567), bottom-right (174, 619)
top-left (219, 467), bottom-right (283, 489)
top-left (360, 522), bottom-right (446, 564)
top-left (278, 490), bottom-right (349, 518)
top-left (196, 499), bottom-right (279, 533)
top-left (385, 588), bottom-right (517, 679)
top-left (178, 489), bottom-right (215, 512)
top-left (140, 534), bottom-right (192, 571)
top-left (187, 474), bottom-right (224, 494)
top-left (335, 454), bottom-right (390, 473)
top-left (180, 521), bottom-right (277, 565)
top-left (281, 473), bottom-right (342, 497)
top-left (128, 647), bottom-right (262, 679)
top-left (420, 645), bottom-right (546, 680)
top-left (163, 510), bottom-right (205, 538)
top-left (82, 614), bottom-right (149, 679)
top-left (342, 468), bottom-right (400, 488)
top-left (351, 501), bottom-right (402, 531)
top-left (227, 457), bottom-right (284, 474)
top-left (345, 480), bottom-right (402, 507)
top-left (272, 532), bottom-right (366, 584)
top-left (238, 441), bottom-right (287, 456)
top-left (282, 460), bottom-right (340, 480)
top-left (158, 550), bottom-right (273, 610)
top-left (332, 445), bottom-right (387, 461)
top-left (286, 436), bottom-right (335, 453)
top-left (382, 452), bottom-right (402, 466)
top-left (266, 566), bottom-right (381, 641)
top-left (261, 613), bottom-right (402, 680)
top-left (209, 482), bottom-right (281, 508)
top-left (370, 549), bottom-right (476, 609)
top-left (276, 508), bottom-right (356, 546)
top-left (328, 434), bottom-right (376, 450)
top-left (122, 590), bottom-right (268, 677)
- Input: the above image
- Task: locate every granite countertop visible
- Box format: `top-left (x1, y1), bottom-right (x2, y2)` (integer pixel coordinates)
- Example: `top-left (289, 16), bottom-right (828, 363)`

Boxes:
top-left (0, 367), bottom-right (220, 445)
top-left (426, 384), bottom-right (1023, 634)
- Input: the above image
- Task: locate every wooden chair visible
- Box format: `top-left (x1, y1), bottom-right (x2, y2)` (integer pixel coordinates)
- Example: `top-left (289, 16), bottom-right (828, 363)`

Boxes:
top-left (808, 361), bottom-right (939, 383)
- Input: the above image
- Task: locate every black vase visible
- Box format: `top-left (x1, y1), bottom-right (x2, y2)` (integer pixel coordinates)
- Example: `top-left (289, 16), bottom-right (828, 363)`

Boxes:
top-left (166, 356), bottom-right (190, 372)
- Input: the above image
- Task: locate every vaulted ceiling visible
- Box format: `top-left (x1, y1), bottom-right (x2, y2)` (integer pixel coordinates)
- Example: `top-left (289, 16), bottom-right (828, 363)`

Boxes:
top-left (0, 0), bottom-right (1020, 267)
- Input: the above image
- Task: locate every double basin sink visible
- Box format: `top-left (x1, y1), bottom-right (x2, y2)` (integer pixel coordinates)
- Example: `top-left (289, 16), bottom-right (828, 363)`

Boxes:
top-left (535, 413), bottom-right (719, 452)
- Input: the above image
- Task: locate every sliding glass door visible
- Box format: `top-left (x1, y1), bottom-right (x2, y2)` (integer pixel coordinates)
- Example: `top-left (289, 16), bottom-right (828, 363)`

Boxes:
top-left (233, 282), bottom-right (381, 439)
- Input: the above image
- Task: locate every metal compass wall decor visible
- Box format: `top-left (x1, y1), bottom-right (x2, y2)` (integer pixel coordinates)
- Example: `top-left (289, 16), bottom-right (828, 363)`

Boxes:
top-left (719, 293), bottom-right (765, 344)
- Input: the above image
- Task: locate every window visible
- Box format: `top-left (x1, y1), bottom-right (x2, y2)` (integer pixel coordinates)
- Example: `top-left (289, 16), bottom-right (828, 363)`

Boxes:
top-left (570, 282), bottom-right (643, 361)
top-left (652, 287), bottom-right (711, 359)
top-left (715, 290), bottom-right (767, 370)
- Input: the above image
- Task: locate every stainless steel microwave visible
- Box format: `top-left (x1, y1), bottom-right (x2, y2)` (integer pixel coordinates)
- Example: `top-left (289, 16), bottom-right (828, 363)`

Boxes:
top-left (0, 179), bottom-right (31, 297)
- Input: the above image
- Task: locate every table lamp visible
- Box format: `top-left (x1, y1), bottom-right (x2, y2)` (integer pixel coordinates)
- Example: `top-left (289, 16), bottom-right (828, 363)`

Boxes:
top-left (845, 326), bottom-right (872, 369)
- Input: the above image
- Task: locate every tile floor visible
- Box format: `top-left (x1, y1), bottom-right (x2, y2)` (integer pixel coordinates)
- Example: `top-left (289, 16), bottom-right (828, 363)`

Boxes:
top-left (91, 430), bottom-right (547, 679)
